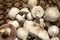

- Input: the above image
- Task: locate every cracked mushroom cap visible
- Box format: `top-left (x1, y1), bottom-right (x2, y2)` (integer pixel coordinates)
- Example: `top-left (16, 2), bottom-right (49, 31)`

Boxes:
top-left (0, 24), bottom-right (16, 40)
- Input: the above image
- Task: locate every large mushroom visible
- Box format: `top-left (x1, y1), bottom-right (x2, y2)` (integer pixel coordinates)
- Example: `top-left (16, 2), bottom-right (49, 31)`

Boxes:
top-left (0, 24), bottom-right (16, 40)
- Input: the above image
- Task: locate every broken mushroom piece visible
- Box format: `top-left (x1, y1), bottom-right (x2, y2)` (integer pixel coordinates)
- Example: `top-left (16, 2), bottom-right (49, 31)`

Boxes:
top-left (8, 20), bottom-right (19, 29)
top-left (48, 25), bottom-right (59, 37)
top-left (8, 7), bottom-right (20, 19)
top-left (44, 7), bottom-right (60, 22)
top-left (28, 0), bottom-right (37, 7)
top-left (51, 37), bottom-right (59, 40)
top-left (16, 27), bottom-right (28, 40)
top-left (31, 6), bottom-right (44, 18)
top-left (0, 24), bottom-right (16, 40)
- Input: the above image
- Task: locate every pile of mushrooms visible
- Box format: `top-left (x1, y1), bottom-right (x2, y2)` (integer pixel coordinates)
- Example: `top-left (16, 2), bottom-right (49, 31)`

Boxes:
top-left (0, 0), bottom-right (60, 40)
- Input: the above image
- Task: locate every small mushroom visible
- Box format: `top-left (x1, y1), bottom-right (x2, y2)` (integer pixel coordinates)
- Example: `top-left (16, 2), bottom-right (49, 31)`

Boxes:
top-left (39, 18), bottom-right (45, 29)
top-left (27, 12), bottom-right (33, 20)
top-left (31, 6), bottom-right (44, 18)
top-left (51, 37), bottom-right (59, 40)
top-left (20, 8), bottom-right (33, 20)
top-left (8, 20), bottom-right (19, 29)
top-left (0, 24), bottom-right (16, 40)
top-left (28, 0), bottom-right (37, 7)
top-left (24, 20), bottom-right (35, 31)
top-left (16, 14), bottom-right (25, 22)
top-left (48, 25), bottom-right (59, 37)
top-left (44, 7), bottom-right (60, 22)
top-left (8, 7), bottom-right (20, 19)
top-left (16, 27), bottom-right (28, 40)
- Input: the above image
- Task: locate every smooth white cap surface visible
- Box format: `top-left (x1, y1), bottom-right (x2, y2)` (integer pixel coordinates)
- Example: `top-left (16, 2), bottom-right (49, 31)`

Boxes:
top-left (48, 25), bottom-right (59, 37)
top-left (8, 7), bottom-right (20, 19)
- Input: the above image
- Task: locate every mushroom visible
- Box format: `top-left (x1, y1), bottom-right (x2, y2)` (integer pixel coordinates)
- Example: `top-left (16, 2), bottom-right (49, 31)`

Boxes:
top-left (16, 27), bottom-right (28, 40)
top-left (48, 25), bottom-right (59, 37)
top-left (27, 12), bottom-right (33, 20)
top-left (16, 14), bottom-right (25, 22)
top-left (23, 20), bottom-right (50, 40)
top-left (20, 8), bottom-right (33, 20)
top-left (31, 6), bottom-right (44, 18)
top-left (0, 24), bottom-right (16, 40)
top-left (23, 20), bottom-right (35, 31)
top-left (39, 18), bottom-right (45, 29)
top-left (28, 0), bottom-right (37, 7)
top-left (44, 7), bottom-right (60, 22)
top-left (8, 7), bottom-right (20, 19)
top-left (38, 30), bottom-right (50, 40)
top-left (5, 28), bottom-right (11, 36)
top-left (8, 20), bottom-right (19, 29)
top-left (51, 37), bottom-right (59, 40)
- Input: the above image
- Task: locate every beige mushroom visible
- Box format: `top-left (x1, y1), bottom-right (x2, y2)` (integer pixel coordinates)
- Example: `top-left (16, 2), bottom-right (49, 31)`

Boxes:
top-left (23, 20), bottom-right (50, 40)
top-left (44, 7), bottom-right (60, 22)
top-left (27, 12), bottom-right (33, 20)
top-left (39, 18), bottom-right (45, 29)
top-left (8, 7), bottom-right (20, 19)
top-left (48, 25), bottom-right (59, 37)
top-left (8, 20), bottom-right (19, 29)
top-left (16, 27), bottom-right (28, 40)
top-left (31, 6), bottom-right (44, 18)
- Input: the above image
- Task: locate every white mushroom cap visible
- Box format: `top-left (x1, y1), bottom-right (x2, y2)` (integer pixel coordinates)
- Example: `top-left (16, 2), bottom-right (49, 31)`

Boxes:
top-left (8, 20), bottom-right (19, 29)
top-left (28, 0), bottom-right (37, 7)
top-left (38, 30), bottom-right (50, 40)
top-left (16, 28), bottom-right (28, 40)
top-left (44, 7), bottom-right (60, 22)
top-left (31, 6), bottom-right (44, 18)
top-left (8, 7), bottom-right (20, 19)
top-left (23, 20), bottom-right (35, 31)
top-left (51, 37), bottom-right (59, 40)
top-left (48, 25), bottom-right (59, 37)
top-left (16, 14), bottom-right (25, 22)
top-left (27, 12), bottom-right (33, 20)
